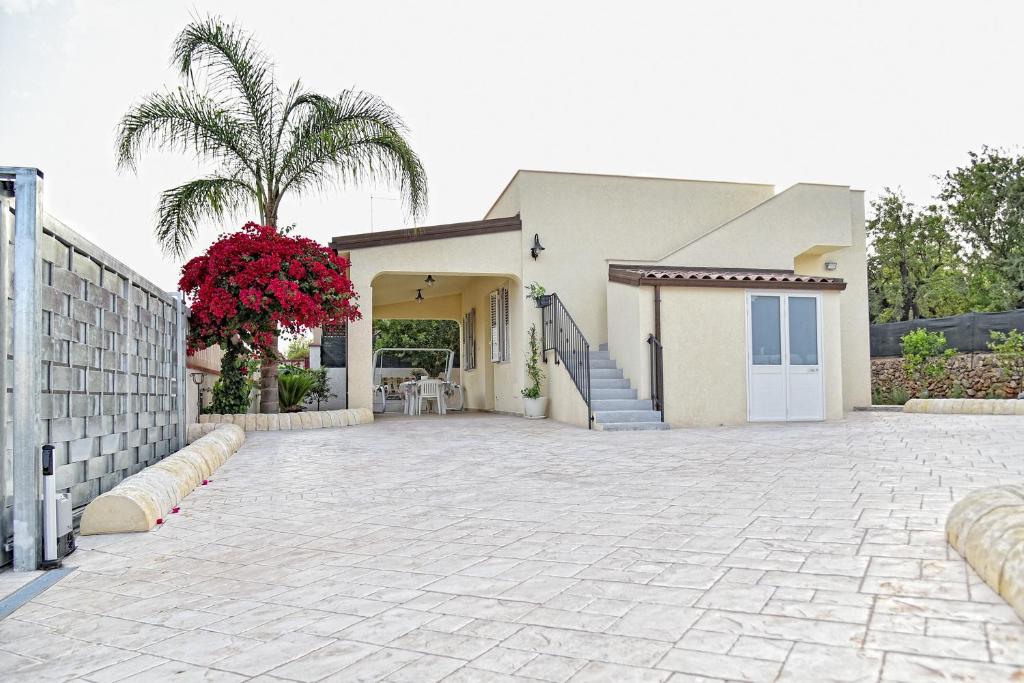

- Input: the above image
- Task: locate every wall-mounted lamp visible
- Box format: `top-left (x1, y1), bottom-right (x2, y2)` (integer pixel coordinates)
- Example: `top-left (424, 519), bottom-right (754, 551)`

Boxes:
top-left (530, 233), bottom-right (545, 260)
top-left (824, 260), bottom-right (838, 272)
top-left (415, 288), bottom-right (424, 303)
top-left (190, 371), bottom-right (207, 418)
top-left (424, 274), bottom-right (435, 287)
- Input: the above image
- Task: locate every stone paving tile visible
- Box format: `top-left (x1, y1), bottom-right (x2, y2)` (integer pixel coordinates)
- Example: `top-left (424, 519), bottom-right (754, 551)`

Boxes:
top-left (2, 412), bottom-right (1023, 681)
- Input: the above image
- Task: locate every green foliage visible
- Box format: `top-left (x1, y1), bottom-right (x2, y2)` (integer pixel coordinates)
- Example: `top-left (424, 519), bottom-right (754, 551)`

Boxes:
top-left (988, 329), bottom-right (1024, 382)
top-left (116, 16), bottom-right (426, 256)
top-left (867, 189), bottom-right (965, 323)
top-left (304, 367), bottom-right (336, 409)
top-left (521, 324), bottom-right (545, 399)
top-left (526, 282), bottom-right (546, 300)
top-left (940, 147), bottom-right (1024, 308)
top-left (278, 371), bottom-right (316, 412)
top-left (867, 149), bottom-right (1024, 323)
top-left (901, 329), bottom-right (956, 397)
top-left (205, 345), bottom-right (255, 414)
top-left (373, 319), bottom-right (459, 376)
top-left (285, 336), bottom-right (311, 360)
top-left (872, 385), bottom-right (910, 405)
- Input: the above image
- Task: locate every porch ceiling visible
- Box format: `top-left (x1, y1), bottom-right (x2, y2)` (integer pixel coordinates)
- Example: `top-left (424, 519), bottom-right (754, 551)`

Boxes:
top-left (372, 273), bottom-right (477, 307)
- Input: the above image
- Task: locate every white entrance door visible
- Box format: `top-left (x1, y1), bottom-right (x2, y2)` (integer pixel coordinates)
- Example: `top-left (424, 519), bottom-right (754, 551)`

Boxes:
top-left (747, 292), bottom-right (824, 421)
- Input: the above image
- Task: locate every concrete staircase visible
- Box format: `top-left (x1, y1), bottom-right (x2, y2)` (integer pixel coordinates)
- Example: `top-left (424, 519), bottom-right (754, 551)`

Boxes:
top-left (590, 344), bottom-right (669, 431)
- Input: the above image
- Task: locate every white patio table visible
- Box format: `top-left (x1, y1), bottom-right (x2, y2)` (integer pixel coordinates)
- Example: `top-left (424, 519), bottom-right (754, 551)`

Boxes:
top-left (399, 380), bottom-right (450, 415)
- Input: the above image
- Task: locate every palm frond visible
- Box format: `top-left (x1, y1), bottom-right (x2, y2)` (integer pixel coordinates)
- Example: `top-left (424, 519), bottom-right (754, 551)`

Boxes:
top-left (156, 175), bottom-right (257, 257)
top-left (172, 16), bottom-right (277, 161)
top-left (116, 89), bottom-right (256, 174)
top-left (277, 89), bottom-right (427, 219)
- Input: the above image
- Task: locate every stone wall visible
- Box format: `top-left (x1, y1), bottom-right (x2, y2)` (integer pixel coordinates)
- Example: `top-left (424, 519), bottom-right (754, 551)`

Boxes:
top-left (872, 353), bottom-right (1022, 399)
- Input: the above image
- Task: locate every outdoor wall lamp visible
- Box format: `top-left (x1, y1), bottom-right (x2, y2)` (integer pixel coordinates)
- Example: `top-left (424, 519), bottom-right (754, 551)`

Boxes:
top-left (415, 288), bottom-right (424, 303)
top-left (824, 260), bottom-right (838, 271)
top-left (530, 233), bottom-right (545, 260)
top-left (424, 274), bottom-right (435, 286)
top-left (189, 371), bottom-right (206, 417)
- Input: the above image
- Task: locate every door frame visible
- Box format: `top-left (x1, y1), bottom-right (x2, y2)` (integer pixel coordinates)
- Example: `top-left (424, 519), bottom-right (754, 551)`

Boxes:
top-left (744, 290), bottom-right (825, 422)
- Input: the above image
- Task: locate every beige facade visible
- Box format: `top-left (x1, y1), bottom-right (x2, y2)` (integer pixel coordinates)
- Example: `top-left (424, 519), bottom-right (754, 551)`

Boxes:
top-left (328, 171), bottom-right (871, 429)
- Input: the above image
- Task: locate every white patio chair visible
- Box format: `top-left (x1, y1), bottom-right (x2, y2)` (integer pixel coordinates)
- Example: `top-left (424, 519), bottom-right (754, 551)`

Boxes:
top-left (417, 378), bottom-right (445, 415)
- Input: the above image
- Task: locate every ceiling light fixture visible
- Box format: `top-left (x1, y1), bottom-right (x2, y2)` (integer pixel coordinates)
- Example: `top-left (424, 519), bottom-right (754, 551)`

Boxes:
top-left (424, 274), bottom-right (435, 286)
top-left (415, 288), bottom-right (424, 303)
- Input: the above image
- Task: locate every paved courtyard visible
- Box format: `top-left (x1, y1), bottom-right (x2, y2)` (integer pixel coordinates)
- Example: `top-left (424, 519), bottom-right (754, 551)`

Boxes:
top-left (2, 412), bottom-right (1024, 682)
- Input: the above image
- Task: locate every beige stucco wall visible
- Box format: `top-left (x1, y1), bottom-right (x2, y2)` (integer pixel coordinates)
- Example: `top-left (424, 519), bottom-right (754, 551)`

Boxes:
top-left (548, 359), bottom-right (591, 428)
top-left (605, 281), bottom-right (654, 401)
top-left (486, 172), bottom-right (776, 344)
top-left (659, 287), bottom-right (844, 427)
top-left (658, 182), bottom-right (871, 412)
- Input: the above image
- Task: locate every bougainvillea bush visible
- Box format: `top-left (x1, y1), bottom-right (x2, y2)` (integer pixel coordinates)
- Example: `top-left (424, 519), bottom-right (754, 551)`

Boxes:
top-left (180, 222), bottom-right (360, 411)
top-left (180, 222), bottom-right (360, 354)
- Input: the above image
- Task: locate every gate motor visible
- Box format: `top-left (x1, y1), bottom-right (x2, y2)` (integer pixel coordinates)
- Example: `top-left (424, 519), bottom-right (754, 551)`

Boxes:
top-left (41, 445), bottom-right (75, 568)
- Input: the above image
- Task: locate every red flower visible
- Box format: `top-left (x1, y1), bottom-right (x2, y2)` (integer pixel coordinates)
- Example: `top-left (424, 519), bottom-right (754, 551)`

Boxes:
top-left (179, 222), bottom-right (360, 357)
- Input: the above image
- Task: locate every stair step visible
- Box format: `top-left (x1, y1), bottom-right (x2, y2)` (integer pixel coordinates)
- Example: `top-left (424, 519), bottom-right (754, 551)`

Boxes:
top-left (589, 359), bottom-right (618, 369)
top-left (589, 350), bottom-right (611, 361)
top-left (592, 399), bottom-right (654, 411)
top-left (591, 388), bottom-right (638, 400)
top-left (599, 343), bottom-right (609, 352)
top-left (590, 368), bottom-right (624, 380)
top-left (591, 378), bottom-right (630, 390)
top-left (593, 409), bottom-right (664, 423)
top-left (598, 421), bottom-right (671, 431)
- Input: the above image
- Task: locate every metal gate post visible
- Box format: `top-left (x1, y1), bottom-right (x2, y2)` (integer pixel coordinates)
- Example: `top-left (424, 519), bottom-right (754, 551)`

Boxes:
top-left (174, 294), bottom-right (187, 447)
top-left (7, 167), bottom-right (43, 571)
top-left (0, 181), bottom-right (13, 565)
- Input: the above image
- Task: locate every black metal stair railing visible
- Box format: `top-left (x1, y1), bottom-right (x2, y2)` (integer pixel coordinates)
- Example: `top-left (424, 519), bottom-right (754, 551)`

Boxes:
top-left (540, 294), bottom-right (593, 428)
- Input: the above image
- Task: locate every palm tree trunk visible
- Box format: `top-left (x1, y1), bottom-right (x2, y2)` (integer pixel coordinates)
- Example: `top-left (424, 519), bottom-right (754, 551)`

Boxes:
top-left (259, 197), bottom-right (280, 414)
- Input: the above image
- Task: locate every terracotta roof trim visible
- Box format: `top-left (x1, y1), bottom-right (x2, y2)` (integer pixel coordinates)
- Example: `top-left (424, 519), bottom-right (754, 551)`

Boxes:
top-left (330, 215), bottom-right (521, 251)
top-left (608, 264), bottom-right (847, 291)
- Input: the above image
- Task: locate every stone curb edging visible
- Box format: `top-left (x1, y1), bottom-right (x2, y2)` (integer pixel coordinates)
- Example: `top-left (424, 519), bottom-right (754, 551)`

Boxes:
top-left (196, 408), bottom-right (374, 431)
top-left (904, 398), bottom-right (1024, 415)
top-left (79, 424), bottom-right (245, 535)
top-left (946, 484), bottom-right (1024, 619)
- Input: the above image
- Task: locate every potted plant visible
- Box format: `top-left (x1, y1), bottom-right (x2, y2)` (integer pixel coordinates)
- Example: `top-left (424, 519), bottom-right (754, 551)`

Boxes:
top-left (526, 281), bottom-right (551, 308)
top-left (521, 324), bottom-right (548, 418)
top-left (278, 368), bottom-right (316, 412)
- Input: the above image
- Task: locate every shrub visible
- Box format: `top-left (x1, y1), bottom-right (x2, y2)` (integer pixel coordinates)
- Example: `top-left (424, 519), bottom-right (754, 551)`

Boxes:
top-left (872, 385), bottom-right (910, 406)
top-left (279, 372), bottom-right (316, 412)
top-left (521, 324), bottom-right (545, 399)
top-left (988, 330), bottom-right (1024, 386)
top-left (901, 329), bottom-right (956, 398)
top-left (205, 345), bottom-right (256, 414)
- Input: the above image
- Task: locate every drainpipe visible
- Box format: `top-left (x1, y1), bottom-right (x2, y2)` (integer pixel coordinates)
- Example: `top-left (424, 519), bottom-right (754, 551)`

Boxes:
top-left (653, 285), bottom-right (662, 342)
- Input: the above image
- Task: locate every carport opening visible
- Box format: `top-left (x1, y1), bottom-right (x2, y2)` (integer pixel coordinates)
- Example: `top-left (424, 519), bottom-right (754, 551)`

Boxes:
top-left (373, 319), bottom-right (461, 412)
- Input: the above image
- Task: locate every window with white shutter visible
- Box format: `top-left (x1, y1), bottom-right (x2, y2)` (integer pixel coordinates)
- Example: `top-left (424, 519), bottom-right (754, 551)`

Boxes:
top-left (489, 291), bottom-right (500, 362)
top-left (463, 309), bottom-right (476, 371)
top-left (489, 288), bottom-right (512, 363)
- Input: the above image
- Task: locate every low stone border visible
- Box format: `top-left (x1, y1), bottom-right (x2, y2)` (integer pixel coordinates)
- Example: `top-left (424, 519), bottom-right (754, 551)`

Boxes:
top-left (79, 424), bottom-right (245, 535)
top-left (196, 408), bottom-right (374, 431)
top-left (947, 485), bottom-right (1024, 619)
top-left (904, 398), bottom-right (1024, 415)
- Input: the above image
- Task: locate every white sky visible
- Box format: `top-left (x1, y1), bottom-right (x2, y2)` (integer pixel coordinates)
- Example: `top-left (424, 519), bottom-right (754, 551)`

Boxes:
top-left (2, 0), bottom-right (1022, 290)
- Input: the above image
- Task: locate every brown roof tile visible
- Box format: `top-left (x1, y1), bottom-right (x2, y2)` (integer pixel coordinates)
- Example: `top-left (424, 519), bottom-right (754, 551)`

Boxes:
top-left (608, 264), bottom-right (846, 290)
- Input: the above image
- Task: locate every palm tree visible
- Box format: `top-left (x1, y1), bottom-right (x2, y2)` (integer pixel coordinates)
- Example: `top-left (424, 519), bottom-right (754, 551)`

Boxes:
top-left (116, 16), bottom-right (427, 413)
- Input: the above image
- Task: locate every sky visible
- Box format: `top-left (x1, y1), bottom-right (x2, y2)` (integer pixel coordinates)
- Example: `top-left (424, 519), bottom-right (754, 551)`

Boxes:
top-left (2, 0), bottom-right (1022, 290)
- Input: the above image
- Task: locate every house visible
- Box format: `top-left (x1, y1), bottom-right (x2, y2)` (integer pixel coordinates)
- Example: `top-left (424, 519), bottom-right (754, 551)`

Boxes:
top-left (319, 170), bottom-right (871, 429)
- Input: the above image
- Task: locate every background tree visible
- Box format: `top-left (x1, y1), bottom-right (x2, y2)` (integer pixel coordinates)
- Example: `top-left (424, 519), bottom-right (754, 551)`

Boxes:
top-left (939, 147), bottom-right (1024, 307)
top-left (285, 335), bottom-right (311, 361)
top-left (116, 16), bottom-right (426, 411)
top-left (373, 319), bottom-right (460, 376)
top-left (866, 189), bottom-right (965, 322)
